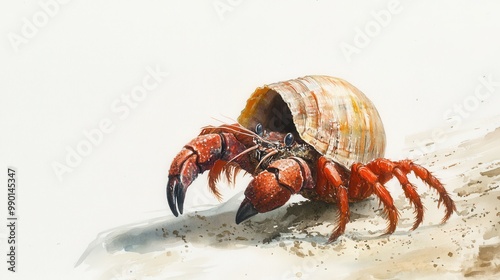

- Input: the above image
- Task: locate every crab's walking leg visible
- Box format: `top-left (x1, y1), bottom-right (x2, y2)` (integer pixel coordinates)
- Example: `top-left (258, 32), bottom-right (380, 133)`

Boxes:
top-left (395, 159), bottom-right (456, 222)
top-left (348, 158), bottom-right (456, 234)
top-left (391, 167), bottom-right (424, 230)
top-left (236, 157), bottom-right (314, 223)
top-left (167, 132), bottom-right (251, 216)
top-left (316, 157), bottom-right (351, 243)
top-left (349, 162), bottom-right (400, 235)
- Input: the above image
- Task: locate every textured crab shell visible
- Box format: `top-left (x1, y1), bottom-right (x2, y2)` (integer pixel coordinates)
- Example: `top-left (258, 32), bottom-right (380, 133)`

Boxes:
top-left (237, 75), bottom-right (386, 168)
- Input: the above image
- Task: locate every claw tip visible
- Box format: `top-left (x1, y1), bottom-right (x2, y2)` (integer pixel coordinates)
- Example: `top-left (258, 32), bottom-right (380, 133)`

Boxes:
top-left (236, 198), bottom-right (259, 224)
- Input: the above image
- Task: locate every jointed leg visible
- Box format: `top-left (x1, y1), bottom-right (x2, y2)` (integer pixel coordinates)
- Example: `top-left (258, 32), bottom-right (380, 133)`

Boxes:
top-left (392, 167), bottom-right (424, 230)
top-left (396, 160), bottom-right (456, 222)
top-left (350, 163), bottom-right (400, 234)
top-left (349, 158), bottom-right (456, 234)
top-left (316, 157), bottom-right (351, 243)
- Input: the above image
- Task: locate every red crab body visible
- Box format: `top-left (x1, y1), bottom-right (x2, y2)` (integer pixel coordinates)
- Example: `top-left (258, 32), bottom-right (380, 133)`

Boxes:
top-left (166, 76), bottom-right (456, 242)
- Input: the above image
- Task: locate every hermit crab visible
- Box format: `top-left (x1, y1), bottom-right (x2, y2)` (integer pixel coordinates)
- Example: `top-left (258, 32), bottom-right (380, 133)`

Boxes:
top-left (166, 75), bottom-right (456, 242)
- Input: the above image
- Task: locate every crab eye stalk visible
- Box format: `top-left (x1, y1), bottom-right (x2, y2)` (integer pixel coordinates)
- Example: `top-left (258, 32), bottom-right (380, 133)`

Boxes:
top-left (255, 123), bottom-right (263, 136)
top-left (284, 133), bottom-right (294, 147)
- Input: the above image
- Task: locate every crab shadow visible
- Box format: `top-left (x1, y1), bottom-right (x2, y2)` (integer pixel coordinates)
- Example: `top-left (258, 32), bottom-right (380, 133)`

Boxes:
top-left (76, 194), bottom-right (388, 266)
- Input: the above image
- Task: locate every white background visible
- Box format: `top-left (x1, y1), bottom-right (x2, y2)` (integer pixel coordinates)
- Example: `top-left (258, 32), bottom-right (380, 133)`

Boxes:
top-left (1, 0), bottom-right (499, 279)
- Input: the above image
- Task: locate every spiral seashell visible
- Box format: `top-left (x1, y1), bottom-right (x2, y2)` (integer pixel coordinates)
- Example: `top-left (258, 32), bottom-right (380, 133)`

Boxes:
top-left (238, 75), bottom-right (386, 167)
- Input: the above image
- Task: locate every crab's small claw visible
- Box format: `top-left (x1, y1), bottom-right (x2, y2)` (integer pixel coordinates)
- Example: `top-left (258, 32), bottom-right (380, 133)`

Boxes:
top-left (235, 198), bottom-right (259, 224)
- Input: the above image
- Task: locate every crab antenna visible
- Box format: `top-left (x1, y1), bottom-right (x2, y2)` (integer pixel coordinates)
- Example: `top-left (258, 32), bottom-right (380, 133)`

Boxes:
top-left (227, 145), bottom-right (259, 164)
top-left (212, 115), bottom-right (269, 140)
top-left (203, 123), bottom-right (257, 139)
top-left (254, 150), bottom-right (278, 172)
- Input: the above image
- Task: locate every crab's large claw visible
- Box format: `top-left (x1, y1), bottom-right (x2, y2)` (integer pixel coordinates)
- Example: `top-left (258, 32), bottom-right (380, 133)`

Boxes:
top-left (235, 198), bottom-right (259, 224)
top-left (236, 157), bottom-right (314, 224)
top-left (167, 131), bottom-right (250, 216)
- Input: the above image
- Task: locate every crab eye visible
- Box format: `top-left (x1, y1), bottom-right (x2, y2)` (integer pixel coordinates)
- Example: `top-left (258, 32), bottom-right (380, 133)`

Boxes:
top-left (284, 133), bottom-right (294, 147)
top-left (255, 123), bottom-right (263, 136)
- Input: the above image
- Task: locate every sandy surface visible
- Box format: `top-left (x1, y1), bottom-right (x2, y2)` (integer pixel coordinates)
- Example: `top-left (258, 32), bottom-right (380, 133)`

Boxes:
top-left (76, 117), bottom-right (500, 279)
